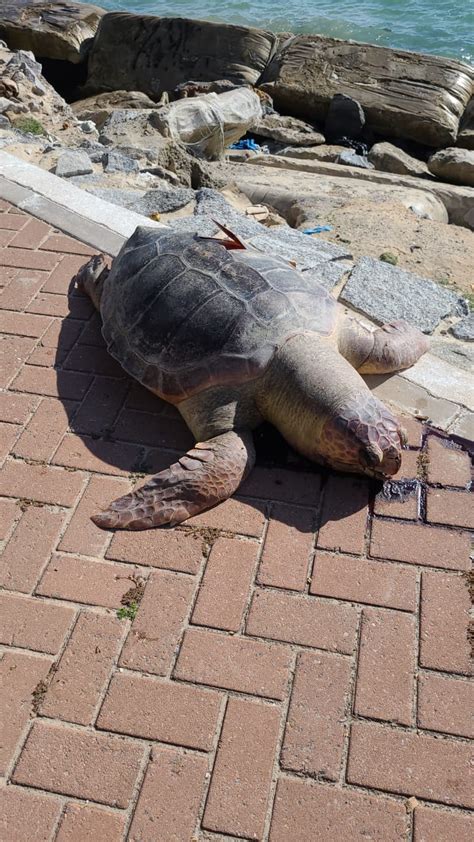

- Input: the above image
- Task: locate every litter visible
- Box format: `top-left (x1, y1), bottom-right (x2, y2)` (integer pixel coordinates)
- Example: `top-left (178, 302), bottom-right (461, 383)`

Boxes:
top-left (303, 225), bottom-right (333, 235)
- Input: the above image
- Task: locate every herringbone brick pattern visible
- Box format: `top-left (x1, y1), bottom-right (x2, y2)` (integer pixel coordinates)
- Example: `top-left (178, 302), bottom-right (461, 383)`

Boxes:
top-left (0, 199), bottom-right (472, 841)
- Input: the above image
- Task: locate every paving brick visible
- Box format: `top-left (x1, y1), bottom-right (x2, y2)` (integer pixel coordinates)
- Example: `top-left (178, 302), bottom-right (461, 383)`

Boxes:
top-left (269, 777), bottom-right (408, 842)
top-left (426, 488), bottom-right (473, 529)
top-left (0, 214), bottom-right (27, 231)
top-left (27, 291), bottom-right (91, 319)
top-left (398, 414), bottom-right (423, 448)
top-left (12, 720), bottom-right (144, 808)
top-left (114, 407), bottom-right (193, 450)
top-left (203, 697), bottom-right (280, 839)
top-left (373, 482), bottom-right (419, 520)
top-left (56, 802), bottom-right (126, 842)
top-left (258, 504), bottom-right (315, 591)
top-left (247, 588), bottom-right (358, 654)
top-left (26, 342), bottom-right (67, 367)
top-left (310, 551), bottom-right (418, 611)
top-left (53, 432), bottom-right (144, 475)
top-left (0, 270), bottom-right (47, 310)
top-left (0, 497), bottom-right (18, 539)
top-left (370, 520), bottom-right (470, 571)
top-left (70, 376), bottom-right (129, 437)
top-left (0, 786), bottom-right (62, 842)
top-left (175, 628), bottom-right (291, 700)
top-left (0, 246), bottom-right (59, 270)
top-left (38, 555), bottom-right (143, 608)
top-left (129, 747), bottom-right (208, 842)
top-left (0, 391), bottom-right (37, 424)
top-left (76, 312), bottom-right (105, 347)
top-left (240, 465), bottom-right (321, 506)
top-left (0, 650), bottom-right (53, 774)
top-left (106, 526), bottom-right (203, 574)
top-left (0, 460), bottom-right (85, 506)
top-left (0, 505), bottom-right (64, 592)
top-left (393, 447), bottom-right (423, 480)
top-left (120, 570), bottom-right (196, 675)
top-left (188, 496), bottom-right (267, 537)
top-left (426, 436), bottom-right (471, 487)
top-left (11, 364), bottom-right (92, 399)
top-left (1, 310), bottom-right (51, 337)
top-left (281, 650), bottom-right (352, 780)
top-left (40, 611), bottom-right (123, 725)
top-left (0, 420), bottom-right (20, 463)
top-left (418, 672), bottom-right (474, 738)
top-left (0, 593), bottom-right (74, 654)
top-left (39, 317), bottom-right (83, 349)
top-left (0, 227), bottom-right (17, 246)
top-left (347, 720), bottom-right (473, 808)
top-left (41, 254), bottom-right (90, 294)
top-left (414, 806), bottom-right (474, 842)
top-left (317, 475), bottom-right (369, 555)
top-left (192, 537), bottom-right (257, 631)
top-left (40, 233), bottom-right (96, 255)
top-left (12, 397), bottom-right (75, 462)
top-left (420, 571), bottom-right (471, 674)
top-left (64, 344), bottom-right (125, 377)
top-left (98, 671), bottom-right (222, 750)
top-left (59, 475), bottom-right (132, 556)
top-left (0, 335), bottom-right (36, 388)
top-left (355, 608), bottom-right (416, 725)
top-left (9, 218), bottom-right (51, 250)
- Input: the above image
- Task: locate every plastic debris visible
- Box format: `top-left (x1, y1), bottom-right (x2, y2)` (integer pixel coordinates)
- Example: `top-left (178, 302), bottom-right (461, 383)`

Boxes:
top-left (230, 137), bottom-right (262, 152)
top-left (303, 225), bottom-right (333, 234)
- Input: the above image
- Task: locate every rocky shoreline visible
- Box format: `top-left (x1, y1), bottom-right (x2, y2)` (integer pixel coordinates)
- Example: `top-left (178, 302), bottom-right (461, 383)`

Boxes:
top-left (0, 1), bottom-right (473, 351)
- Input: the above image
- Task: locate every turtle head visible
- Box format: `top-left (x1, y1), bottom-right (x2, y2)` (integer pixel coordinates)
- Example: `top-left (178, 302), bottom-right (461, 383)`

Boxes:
top-left (318, 392), bottom-right (403, 478)
top-left (74, 254), bottom-right (108, 310)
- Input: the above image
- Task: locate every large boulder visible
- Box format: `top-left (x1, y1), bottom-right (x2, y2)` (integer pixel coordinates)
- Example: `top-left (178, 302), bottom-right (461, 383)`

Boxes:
top-left (86, 13), bottom-right (276, 97)
top-left (71, 90), bottom-right (160, 129)
top-left (428, 147), bottom-right (474, 187)
top-left (456, 98), bottom-right (474, 150)
top-left (259, 34), bottom-right (474, 148)
top-left (0, 0), bottom-right (104, 63)
top-left (251, 113), bottom-right (325, 146)
top-left (368, 142), bottom-right (430, 178)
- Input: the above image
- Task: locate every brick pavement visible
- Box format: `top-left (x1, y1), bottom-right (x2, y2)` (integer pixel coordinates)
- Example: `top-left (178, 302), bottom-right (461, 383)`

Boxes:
top-left (0, 198), bottom-right (473, 841)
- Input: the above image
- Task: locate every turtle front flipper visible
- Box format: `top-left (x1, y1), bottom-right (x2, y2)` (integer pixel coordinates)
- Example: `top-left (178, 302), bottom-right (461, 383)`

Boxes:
top-left (338, 318), bottom-right (430, 374)
top-left (91, 430), bottom-right (255, 530)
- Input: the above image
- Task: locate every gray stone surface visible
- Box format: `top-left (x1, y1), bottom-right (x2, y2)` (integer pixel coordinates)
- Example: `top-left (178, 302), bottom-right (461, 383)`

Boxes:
top-left (84, 187), bottom-right (146, 208)
top-left (340, 256), bottom-right (465, 333)
top-left (428, 147), bottom-right (474, 187)
top-left (430, 338), bottom-right (474, 369)
top-left (55, 150), bottom-right (93, 178)
top-left (368, 142), bottom-right (430, 177)
top-left (337, 151), bottom-right (374, 169)
top-left (449, 312), bottom-right (474, 341)
top-left (325, 94), bottom-right (365, 141)
top-left (131, 188), bottom-right (195, 215)
top-left (194, 189), bottom-right (264, 238)
top-left (104, 150), bottom-right (140, 174)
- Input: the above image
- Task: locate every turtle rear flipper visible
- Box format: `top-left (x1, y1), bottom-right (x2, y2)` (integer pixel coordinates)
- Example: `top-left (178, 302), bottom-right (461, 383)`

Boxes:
top-left (91, 429), bottom-right (255, 530)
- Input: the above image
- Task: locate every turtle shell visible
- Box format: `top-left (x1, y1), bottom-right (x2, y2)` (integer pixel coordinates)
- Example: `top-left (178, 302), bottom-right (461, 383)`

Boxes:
top-left (100, 225), bottom-right (338, 402)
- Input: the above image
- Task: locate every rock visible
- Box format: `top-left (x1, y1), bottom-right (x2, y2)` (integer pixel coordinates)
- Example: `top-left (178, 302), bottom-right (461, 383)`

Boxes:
top-left (325, 94), bottom-right (365, 141)
top-left (450, 313), bottom-right (474, 341)
top-left (340, 256), bottom-right (465, 333)
top-left (430, 338), bottom-right (474, 369)
top-left (55, 150), bottom-right (93, 177)
top-left (275, 144), bottom-right (346, 161)
top-left (0, 1), bottom-right (104, 64)
top-left (0, 114), bottom-right (10, 127)
top-left (428, 147), bottom-right (474, 187)
top-left (337, 150), bottom-right (374, 169)
top-left (131, 188), bottom-right (195, 215)
top-left (103, 149), bottom-right (139, 173)
top-left (151, 88), bottom-right (263, 160)
top-left (71, 90), bottom-right (160, 129)
top-left (86, 13), bottom-right (276, 97)
top-left (259, 34), bottom-right (473, 147)
top-left (368, 142), bottom-right (430, 177)
top-left (246, 155), bottom-right (474, 229)
top-left (456, 97), bottom-right (474, 151)
top-left (78, 120), bottom-right (96, 134)
top-left (174, 80), bottom-right (240, 98)
top-left (82, 186), bottom-right (146, 208)
top-left (252, 113), bottom-right (325, 147)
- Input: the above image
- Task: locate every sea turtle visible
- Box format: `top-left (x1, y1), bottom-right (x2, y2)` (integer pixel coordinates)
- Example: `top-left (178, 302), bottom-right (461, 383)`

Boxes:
top-left (75, 224), bottom-right (429, 530)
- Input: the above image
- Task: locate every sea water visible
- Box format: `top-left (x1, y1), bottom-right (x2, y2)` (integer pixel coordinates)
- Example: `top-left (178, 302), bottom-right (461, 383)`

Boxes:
top-left (98, 0), bottom-right (474, 64)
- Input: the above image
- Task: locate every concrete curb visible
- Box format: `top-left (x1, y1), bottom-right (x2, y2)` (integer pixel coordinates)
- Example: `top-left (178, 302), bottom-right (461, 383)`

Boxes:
top-left (0, 150), bottom-right (164, 256)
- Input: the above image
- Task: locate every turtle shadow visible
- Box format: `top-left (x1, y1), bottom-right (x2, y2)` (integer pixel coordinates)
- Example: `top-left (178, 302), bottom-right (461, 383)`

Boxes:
top-left (54, 285), bottom-right (374, 535)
